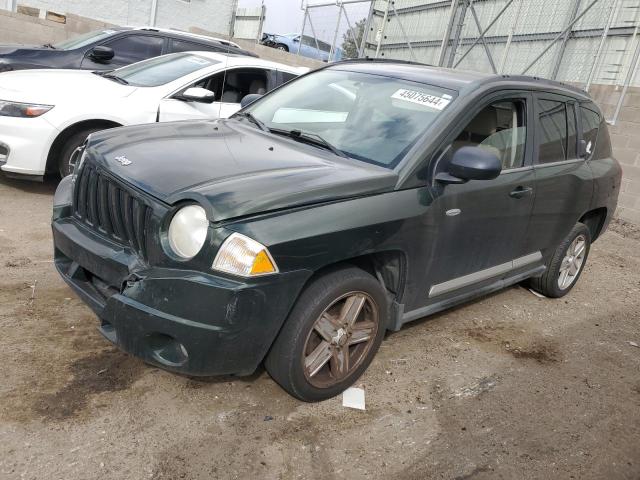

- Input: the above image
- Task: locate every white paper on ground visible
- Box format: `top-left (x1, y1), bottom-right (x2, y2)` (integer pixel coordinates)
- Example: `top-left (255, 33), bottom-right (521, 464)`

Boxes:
top-left (342, 387), bottom-right (366, 410)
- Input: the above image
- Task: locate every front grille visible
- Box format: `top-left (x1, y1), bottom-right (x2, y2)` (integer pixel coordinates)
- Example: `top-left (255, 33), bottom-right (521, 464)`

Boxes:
top-left (72, 162), bottom-right (150, 259)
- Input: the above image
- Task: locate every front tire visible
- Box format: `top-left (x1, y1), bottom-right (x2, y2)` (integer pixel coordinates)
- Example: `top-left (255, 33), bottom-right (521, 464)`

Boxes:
top-left (529, 222), bottom-right (591, 298)
top-left (57, 128), bottom-right (106, 177)
top-left (265, 266), bottom-right (388, 402)
top-left (275, 43), bottom-right (289, 52)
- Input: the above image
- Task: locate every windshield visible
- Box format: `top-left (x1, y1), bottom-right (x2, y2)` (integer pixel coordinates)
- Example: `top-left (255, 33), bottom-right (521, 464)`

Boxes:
top-left (53, 29), bottom-right (117, 50)
top-left (111, 53), bottom-right (219, 87)
top-left (245, 69), bottom-right (455, 168)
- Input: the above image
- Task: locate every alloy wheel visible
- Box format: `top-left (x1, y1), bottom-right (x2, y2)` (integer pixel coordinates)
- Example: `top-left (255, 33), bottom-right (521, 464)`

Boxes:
top-left (558, 234), bottom-right (587, 290)
top-left (302, 292), bottom-right (379, 388)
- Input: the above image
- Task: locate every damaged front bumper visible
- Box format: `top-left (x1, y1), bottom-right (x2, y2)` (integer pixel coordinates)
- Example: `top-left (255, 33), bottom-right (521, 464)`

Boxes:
top-left (52, 177), bottom-right (308, 376)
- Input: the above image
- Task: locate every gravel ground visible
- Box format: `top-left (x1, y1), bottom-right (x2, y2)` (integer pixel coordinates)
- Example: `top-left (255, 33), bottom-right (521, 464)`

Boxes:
top-left (0, 175), bottom-right (638, 480)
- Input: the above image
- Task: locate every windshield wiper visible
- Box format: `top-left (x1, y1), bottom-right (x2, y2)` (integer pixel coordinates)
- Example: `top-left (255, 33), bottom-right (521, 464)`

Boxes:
top-left (100, 72), bottom-right (129, 85)
top-left (42, 43), bottom-right (56, 49)
top-left (235, 111), bottom-right (268, 132)
top-left (271, 128), bottom-right (348, 158)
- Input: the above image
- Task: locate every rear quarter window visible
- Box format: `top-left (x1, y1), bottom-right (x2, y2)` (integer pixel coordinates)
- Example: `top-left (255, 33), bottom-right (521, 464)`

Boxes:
top-left (580, 106), bottom-right (602, 158)
top-left (171, 39), bottom-right (215, 53)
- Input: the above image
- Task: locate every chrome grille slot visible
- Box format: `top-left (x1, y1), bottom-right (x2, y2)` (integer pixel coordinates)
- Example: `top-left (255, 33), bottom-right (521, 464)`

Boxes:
top-left (72, 163), bottom-right (150, 259)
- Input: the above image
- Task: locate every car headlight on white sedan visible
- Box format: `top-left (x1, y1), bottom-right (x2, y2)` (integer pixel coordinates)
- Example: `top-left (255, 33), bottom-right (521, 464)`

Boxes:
top-left (0, 99), bottom-right (53, 118)
top-left (213, 232), bottom-right (278, 277)
top-left (167, 205), bottom-right (210, 259)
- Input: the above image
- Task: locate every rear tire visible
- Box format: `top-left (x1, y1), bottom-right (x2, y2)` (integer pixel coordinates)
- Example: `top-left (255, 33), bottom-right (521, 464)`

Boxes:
top-left (529, 222), bottom-right (591, 298)
top-left (265, 266), bottom-right (388, 402)
top-left (57, 128), bottom-right (105, 177)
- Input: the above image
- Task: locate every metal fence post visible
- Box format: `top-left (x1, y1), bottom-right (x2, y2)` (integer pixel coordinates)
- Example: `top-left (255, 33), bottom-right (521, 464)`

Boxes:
top-left (438, 0), bottom-right (459, 66)
top-left (612, 20), bottom-right (640, 124)
top-left (389, 1), bottom-right (417, 61)
top-left (375, 0), bottom-right (391, 58)
top-left (297, 6), bottom-right (308, 56)
top-left (329, 2), bottom-right (344, 62)
top-left (447, 0), bottom-right (468, 67)
top-left (359, 0), bottom-right (375, 57)
top-left (499, 0), bottom-right (523, 73)
top-left (551, 0), bottom-right (582, 79)
top-left (585, 0), bottom-right (618, 90)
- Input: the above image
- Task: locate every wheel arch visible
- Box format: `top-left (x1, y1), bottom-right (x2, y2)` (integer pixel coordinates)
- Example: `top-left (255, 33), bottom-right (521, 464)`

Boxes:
top-left (579, 207), bottom-right (608, 242)
top-left (45, 119), bottom-right (123, 174)
top-left (293, 249), bottom-right (408, 331)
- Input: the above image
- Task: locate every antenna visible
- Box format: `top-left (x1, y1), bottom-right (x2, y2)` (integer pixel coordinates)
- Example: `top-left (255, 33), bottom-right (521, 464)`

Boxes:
top-left (218, 18), bottom-right (235, 119)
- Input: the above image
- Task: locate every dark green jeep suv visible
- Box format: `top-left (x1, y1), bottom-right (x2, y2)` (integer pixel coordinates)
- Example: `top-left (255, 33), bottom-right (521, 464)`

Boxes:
top-left (52, 61), bottom-right (621, 401)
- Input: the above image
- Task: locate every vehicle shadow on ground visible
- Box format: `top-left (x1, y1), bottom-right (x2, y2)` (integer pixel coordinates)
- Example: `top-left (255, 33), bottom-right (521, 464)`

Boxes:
top-left (0, 173), bottom-right (59, 195)
top-left (183, 365), bottom-right (267, 387)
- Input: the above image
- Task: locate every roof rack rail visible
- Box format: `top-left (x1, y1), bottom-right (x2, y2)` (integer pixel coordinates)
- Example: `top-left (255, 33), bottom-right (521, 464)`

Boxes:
top-left (330, 57), bottom-right (433, 67)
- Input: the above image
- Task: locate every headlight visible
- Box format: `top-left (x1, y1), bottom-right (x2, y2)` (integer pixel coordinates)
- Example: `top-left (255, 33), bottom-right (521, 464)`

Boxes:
top-left (0, 99), bottom-right (53, 118)
top-left (212, 232), bottom-right (278, 277)
top-left (167, 205), bottom-right (209, 259)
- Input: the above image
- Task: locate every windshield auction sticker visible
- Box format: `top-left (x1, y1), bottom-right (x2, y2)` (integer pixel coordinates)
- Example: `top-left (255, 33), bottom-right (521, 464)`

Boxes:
top-left (391, 89), bottom-right (451, 110)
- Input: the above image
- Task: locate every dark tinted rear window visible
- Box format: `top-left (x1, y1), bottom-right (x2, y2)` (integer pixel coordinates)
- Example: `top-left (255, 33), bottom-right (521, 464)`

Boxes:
top-left (537, 99), bottom-right (568, 164)
top-left (171, 39), bottom-right (216, 53)
top-left (281, 72), bottom-right (298, 83)
top-left (580, 106), bottom-right (601, 158)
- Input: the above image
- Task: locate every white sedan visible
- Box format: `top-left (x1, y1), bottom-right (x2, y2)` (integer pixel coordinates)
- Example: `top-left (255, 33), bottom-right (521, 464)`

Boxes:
top-left (0, 52), bottom-right (307, 179)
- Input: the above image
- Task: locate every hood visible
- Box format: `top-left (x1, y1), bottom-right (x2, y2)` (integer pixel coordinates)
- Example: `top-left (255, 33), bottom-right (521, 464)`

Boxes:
top-left (86, 120), bottom-right (398, 221)
top-left (0, 44), bottom-right (53, 54)
top-left (0, 44), bottom-right (67, 69)
top-left (0, 69), bottom-right (136, 103)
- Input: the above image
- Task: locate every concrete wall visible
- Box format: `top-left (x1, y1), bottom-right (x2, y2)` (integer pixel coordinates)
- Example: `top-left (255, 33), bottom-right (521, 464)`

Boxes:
top-left (0, 8), bottom-right (112, 44)
top-left (8, 0), bottom-right (236, 35)
top-left (589, 85), bottom-right (640, 225)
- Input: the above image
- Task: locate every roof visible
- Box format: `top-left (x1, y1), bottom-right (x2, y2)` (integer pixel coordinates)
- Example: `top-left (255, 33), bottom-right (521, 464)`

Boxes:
top-left (182, 50), bottom-right (308, 74)
top-left (119, 26), bottom-right (241, 48)
top-left (328, 59), bottom-right (589, 100)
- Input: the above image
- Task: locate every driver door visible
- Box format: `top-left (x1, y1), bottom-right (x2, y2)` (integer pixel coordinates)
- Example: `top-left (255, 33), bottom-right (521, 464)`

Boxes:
top-left (158, 67), bottom-right (273, 122)
top-left (418, 91), bottom-right (539, 306)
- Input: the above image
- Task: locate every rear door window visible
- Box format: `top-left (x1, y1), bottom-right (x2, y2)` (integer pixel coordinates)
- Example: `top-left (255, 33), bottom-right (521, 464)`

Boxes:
top-left (537, 99), bottom-right (570, 164)
top-left (170, 39), bottom-right (216, 54)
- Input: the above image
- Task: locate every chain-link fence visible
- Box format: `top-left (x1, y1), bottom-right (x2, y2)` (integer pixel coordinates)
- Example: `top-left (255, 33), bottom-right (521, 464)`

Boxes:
top-left (291, 0), bottom-right (640, 123)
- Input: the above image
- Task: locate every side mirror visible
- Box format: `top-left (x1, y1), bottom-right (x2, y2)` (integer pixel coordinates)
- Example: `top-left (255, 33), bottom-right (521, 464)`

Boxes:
top-left (181, 87), bottom-right (215, 104)
top-left (89, 46), bottom-right (114, 62)
top-left (293, 37), bottom-right (300, 43)
top-left (436, 146), bottom-right (502, 184)
top-left (240, 94), bottom-right (263, 109)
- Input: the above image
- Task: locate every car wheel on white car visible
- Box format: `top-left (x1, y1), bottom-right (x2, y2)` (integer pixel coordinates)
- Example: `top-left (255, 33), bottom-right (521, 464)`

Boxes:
top-left (58, 128), bottom-right (106, 177)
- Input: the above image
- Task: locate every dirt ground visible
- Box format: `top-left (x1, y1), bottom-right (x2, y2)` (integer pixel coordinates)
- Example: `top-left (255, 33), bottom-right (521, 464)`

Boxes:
top-left (0, 175), bottom-right (638, 480)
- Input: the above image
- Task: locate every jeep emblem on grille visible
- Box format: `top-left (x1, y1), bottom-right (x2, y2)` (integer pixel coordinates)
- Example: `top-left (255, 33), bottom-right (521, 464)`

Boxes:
top-left (114, 155), bottom-right (132, 166)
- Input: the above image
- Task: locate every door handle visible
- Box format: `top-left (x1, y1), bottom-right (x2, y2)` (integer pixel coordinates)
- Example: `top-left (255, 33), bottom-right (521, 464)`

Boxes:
top-left (509, 186), bottom-right (533, 199)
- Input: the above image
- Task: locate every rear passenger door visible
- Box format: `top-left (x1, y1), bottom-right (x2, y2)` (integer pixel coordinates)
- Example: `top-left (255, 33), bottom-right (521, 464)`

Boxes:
top-left (523, 94), bottom-right (593, 261)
